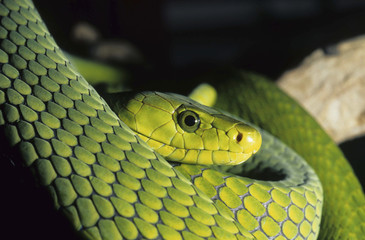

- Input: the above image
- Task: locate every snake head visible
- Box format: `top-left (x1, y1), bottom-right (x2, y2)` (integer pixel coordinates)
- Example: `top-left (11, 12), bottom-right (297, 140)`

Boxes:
top-left (115, 91), bottom-right (262, 165)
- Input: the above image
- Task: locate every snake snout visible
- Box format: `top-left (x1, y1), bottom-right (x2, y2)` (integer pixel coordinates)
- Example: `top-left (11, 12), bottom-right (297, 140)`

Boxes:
top-left (230, 124), bottom-right (262, 155)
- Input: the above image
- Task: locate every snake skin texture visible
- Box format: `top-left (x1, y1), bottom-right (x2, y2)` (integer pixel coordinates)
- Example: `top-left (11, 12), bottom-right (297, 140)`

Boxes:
top-left (0, 0), bottom-right (330, 239)
top-left (109, 91), bottom-right (323, 239)
top-left (212, 71), bottom-right (365, 239)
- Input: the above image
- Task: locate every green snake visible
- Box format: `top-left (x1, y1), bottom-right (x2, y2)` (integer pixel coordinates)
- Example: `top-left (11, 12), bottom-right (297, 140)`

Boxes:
top-left (0, 0), bottom-right (364, 239)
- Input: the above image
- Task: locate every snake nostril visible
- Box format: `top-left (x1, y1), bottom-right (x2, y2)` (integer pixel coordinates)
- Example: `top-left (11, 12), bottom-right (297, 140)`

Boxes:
top-left (236, 133), bottom-right (243, 142)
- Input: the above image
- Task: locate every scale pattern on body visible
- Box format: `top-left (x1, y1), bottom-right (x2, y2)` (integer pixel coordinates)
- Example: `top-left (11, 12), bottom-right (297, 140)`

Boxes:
top-left (0, 0), bottom-right (323, 239)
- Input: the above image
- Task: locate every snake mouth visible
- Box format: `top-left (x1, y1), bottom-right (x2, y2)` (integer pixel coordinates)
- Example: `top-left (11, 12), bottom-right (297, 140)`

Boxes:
top-left (136, 130), bottom-right (261, 165)
top-left (160, 145), bottom-right (256, 165)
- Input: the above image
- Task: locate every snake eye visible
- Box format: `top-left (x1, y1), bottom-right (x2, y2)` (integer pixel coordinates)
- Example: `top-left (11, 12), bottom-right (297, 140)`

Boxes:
top-left (178, 110), bottom-right (200, 132)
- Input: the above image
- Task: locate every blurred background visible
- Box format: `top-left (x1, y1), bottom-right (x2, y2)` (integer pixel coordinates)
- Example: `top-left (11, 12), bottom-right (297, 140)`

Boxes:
top-left (33, 0), bottom-right (365, 84)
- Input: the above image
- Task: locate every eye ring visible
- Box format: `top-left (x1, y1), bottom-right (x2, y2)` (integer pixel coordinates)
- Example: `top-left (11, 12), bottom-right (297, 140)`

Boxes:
top-left (178, 110), bottom-right (201, 133)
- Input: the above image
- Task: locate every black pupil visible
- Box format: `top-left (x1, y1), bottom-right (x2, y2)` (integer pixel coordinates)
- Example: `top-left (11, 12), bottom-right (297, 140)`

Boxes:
top-left (184, 115), bottom-right (196, 127)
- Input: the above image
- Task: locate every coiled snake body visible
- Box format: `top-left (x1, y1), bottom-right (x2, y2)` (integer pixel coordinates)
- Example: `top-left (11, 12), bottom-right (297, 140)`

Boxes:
top-left (0, 0), bottom-right (364, 239)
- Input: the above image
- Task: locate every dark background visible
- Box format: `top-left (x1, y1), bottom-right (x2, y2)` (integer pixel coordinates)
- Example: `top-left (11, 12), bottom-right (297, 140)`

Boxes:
top-left (33, 0), bottom-right (365, 81)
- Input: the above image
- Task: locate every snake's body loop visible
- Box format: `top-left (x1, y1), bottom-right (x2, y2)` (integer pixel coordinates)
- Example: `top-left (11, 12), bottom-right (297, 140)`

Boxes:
top-left (0, 0), bottom-right (364, 239)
